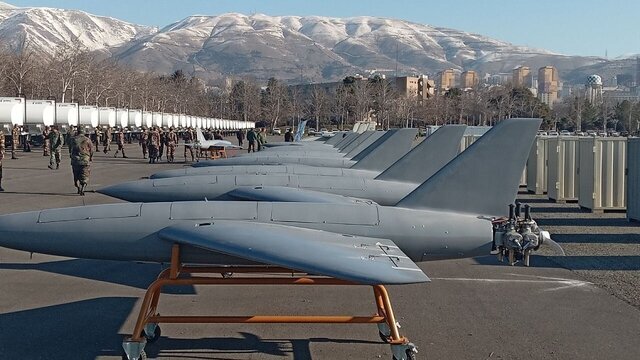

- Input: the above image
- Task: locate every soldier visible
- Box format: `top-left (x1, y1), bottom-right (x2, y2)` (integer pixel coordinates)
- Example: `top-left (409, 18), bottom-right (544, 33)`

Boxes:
top-left (0, 128), bottom-right (5, 191)
top-left (47, 126), bottom-right (63, 170)
top-left (70, 128), bottom-right (93, 196)
top-left (236, 129), bottom-right (244, 148)
top-left (246, 128), bottom-right (256, 153)
top-left (158, 128), bottom-right (165, 161)
top-left (113, 130), bottom-right (128, 158)
top-left (11, 124), bottom-right (19, 159)
top-left (103, 126), bottom-right (112, 154)
top-left (256, 128), bottom-right (267, 151)
top-left (148, 126), bottom-right (160, 164)
top-left (183, 127), bottom-right (195, 162)
top-left (42, 126), bottom-right (51, 157)
top-left (92, 127), bottom-right (101, 149)
top-left (166, 127), bottom-right (177, 163)
top-left (139, 127), bottom-right (149, 159)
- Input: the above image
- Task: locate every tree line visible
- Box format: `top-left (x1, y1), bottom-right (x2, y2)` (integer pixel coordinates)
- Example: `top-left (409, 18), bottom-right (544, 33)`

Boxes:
top-left (2, 39), bottom-right (638, 132)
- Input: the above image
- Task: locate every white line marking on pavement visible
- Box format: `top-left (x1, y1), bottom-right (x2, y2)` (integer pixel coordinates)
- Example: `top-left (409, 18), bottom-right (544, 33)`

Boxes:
top-left (431, 276), bottom-right (592, 292)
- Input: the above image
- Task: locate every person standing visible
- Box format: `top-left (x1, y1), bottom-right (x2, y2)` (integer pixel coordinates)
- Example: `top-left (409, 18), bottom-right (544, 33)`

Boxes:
top-left (42, 126), bottom-right (51, 157)
top-left (92, 127), bottom-right (100, 149)
top-left (284, 128), bottom-right (293, 142)
top-left (21, 126), bottom-right (31, 152)
top-left (139, 127), bottom-right (149, 159)
top-left (183, 127), bottom-right (195, 162)
top-left (103, 126), bottom-right (112, 154)
top-left (167, 127), bottom-right (177, 163)
top-left (236, 129), bottom-right (244, 148)
top-left (11, 124), bottom-right (19, 159)
top-left (114, 130), bottom-right (128, 158)
top-left (256, 128), bottom-right (267, 151)
top-left (158, 128), bottom-right (166, 161)
top-left (246, 128), bottom-right (256, 153)
top-left (148, 127), bottom-right (160, 164)
top-left (70, 128), bottom-right (93, 196)
top-left (0, 128), bottom-right (5, 191)
top-left (47, 126), bottom-right (62, 170)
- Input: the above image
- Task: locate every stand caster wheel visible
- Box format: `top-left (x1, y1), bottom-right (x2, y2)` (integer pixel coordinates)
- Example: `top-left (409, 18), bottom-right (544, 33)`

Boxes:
top-left (391, 343), bottom-right (417, 360)
top-left (121, 350), bottom-right (146, 360)
top-left (143, 324), bottom-right (161, 343)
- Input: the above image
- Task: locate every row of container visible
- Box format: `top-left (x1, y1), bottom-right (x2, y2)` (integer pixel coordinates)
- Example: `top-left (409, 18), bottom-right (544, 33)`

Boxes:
top-left (0, 97), bottom-right (254, 130)
top-left (525, 136), bottom-right (633, 215)
top-left (459, 133), bottom-right (638, 219)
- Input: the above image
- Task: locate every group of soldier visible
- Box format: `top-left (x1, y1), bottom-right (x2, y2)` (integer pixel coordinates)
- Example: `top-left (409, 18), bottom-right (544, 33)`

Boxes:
top-left (244, 128), bottom-right (268, 153)
top-left (139, 126), bottom-right (185, 163)
top-left (0, 125), bottom-right (29, 191)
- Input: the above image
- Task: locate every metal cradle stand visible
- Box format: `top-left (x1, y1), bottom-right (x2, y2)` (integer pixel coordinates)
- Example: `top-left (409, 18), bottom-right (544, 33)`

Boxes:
top-left (122, 244), bottom-right (417, 360)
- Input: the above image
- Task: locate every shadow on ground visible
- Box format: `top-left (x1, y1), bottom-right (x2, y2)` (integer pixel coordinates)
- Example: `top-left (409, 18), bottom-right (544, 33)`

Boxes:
top-left (0, 297), bottom-right (380, 360)
top-left (0, 259), bottom-right (195, 294)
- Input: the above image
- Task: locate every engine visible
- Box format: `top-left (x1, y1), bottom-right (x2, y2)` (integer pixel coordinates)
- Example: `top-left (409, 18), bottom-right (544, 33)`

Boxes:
top-left (492, 202), bottom-right (550, 266)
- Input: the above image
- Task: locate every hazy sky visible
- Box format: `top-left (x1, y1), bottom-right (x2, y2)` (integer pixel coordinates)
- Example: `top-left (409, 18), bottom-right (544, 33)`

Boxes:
top-left (7, 0), bottom-right (640, 58)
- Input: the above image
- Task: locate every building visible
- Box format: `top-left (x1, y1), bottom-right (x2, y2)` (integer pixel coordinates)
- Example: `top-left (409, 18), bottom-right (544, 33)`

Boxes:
top-left (394, 75), bottom-right (435, 100)
top-left (537, 66), bottom-right (559, 108)
top-left (460, 70), bottom-right (479, 89)
top-left (512, 66), bottom-right (533, 88)
top-left (438, 69), bottom-right (456, 93)
top-left (585, 74), bottom-right (604, 104)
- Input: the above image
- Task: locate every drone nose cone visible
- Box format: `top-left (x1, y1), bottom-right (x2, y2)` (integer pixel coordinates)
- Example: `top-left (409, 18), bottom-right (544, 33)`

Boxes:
top-left (0, 211), bottom-right (40, 252)
top-left (98, 182), bottom-right (139, 201)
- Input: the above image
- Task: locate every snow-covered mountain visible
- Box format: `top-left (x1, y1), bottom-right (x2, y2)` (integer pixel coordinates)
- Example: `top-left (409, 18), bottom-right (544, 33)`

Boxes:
top-left (0, 2), bottom-right (155, 55)
top-left (0, 2), bottom-right (607, 82)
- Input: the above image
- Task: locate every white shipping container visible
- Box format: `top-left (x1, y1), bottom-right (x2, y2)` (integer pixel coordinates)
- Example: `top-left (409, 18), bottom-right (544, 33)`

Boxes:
top-left (627, 138), bottom-right (640, 221)
top-left (56, 103), bottom-right (79, 126)
top-left (0, 97), bottom-right (25, 126)
top-left (98, 107), bottom-right (116, 127)
top-left (128, 110), bottom-right (142, 128)
top-left (79, 106), bottom-right (99, 128)
top-left (548, 137), bottom-right (580, 202)
top-left (526, 136), bottom-right (549, 194)
top-left (116, 108), bottom-right (129, 128)
top-left (26, 100), bottom-right (55, 126)
top-left (578, 137), bottom-right (626, 212)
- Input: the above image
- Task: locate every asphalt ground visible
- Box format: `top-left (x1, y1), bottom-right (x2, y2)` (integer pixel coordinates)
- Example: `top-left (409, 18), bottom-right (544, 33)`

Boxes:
top-left (0, 139), bottom-right (639, 360)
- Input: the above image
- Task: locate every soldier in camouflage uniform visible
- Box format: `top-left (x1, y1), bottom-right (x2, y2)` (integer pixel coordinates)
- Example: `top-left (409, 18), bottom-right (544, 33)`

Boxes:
top-left (166, 127), bottom-right (177, 163)
top-left (139, 127), bottom-right (149, 159)
top-left (158, 128), bottom-right (165, 161)
top-left (0, 128), bottom-right (5, 191)
top-left (148, 126), bottom-right (160, 164)
top-left (11, 124), bottom-right (19, 159)
top-left (70, 128), bottom-right (93, 196)
top-left (42, 126), bottom-right (50, 157)
top-left (183, 127), bottom-right (195, 162)
top-left (113, 130), bottom-right (128, 158)
top-left (103, 126), bottom-right (112, 154)
top-left (47, 126), bottom-right (63, 170)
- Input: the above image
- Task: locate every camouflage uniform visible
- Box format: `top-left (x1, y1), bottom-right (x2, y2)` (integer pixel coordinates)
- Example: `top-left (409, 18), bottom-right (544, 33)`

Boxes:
top-left (167, 128), bottom-right (177, 163)
top-left (70, 130), bottom-right (93, 195)
top-left (42, 126), bottom-right (51, 157)
top-left (11, 125), bottom-right (19, 159)
top-left (140, 128), bottom-right (149, 159)
top-left (103, 127), bottom-right (112, 154)
top-left (0, 129), bottom-right (5, 191)
top-left (183, 128), bottom-right (195, 162)
top-left (114, 131), bottom-right (128, 158)
top-left (256, 128), bottom-right (267, 151)
top-left (148, 127), bottom-right (160, 164)
top-left (158, 128), bottom-right (165, 161)
top-left (48, 128), bottom-right (62, 170)
top-left (92, 128), bottom-right (101, 149)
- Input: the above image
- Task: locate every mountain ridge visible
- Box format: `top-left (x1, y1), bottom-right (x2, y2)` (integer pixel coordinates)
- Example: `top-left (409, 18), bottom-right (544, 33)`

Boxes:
top-left (0, 2), bottom-right (630, 84)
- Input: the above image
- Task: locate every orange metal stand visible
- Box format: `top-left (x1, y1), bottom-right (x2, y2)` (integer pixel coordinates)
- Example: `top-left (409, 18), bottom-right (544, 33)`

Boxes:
top-left (126, 244), bottom-right (409, 346)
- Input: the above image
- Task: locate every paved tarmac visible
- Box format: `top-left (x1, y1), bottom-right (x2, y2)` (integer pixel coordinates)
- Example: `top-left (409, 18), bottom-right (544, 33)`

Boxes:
top-left (0, 142), bottom-right (639, 360)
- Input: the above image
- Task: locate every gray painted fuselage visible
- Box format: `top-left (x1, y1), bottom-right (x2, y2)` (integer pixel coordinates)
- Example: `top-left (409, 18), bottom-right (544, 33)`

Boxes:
top-left (100, 174), bottom-right (417, 205)
top-left (0, 201), bottom-right (493, 265)
top-left (150, 165), bottom-right (380, 179)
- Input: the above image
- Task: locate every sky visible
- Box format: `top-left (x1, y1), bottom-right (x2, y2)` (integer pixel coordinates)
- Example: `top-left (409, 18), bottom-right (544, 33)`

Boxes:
top-left (6, 0), bottom-right (640, 58)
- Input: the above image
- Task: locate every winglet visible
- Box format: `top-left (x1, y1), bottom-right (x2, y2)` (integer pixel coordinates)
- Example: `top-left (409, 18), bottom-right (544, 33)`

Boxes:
top-left (395, 119), bottom-right (541, 217)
